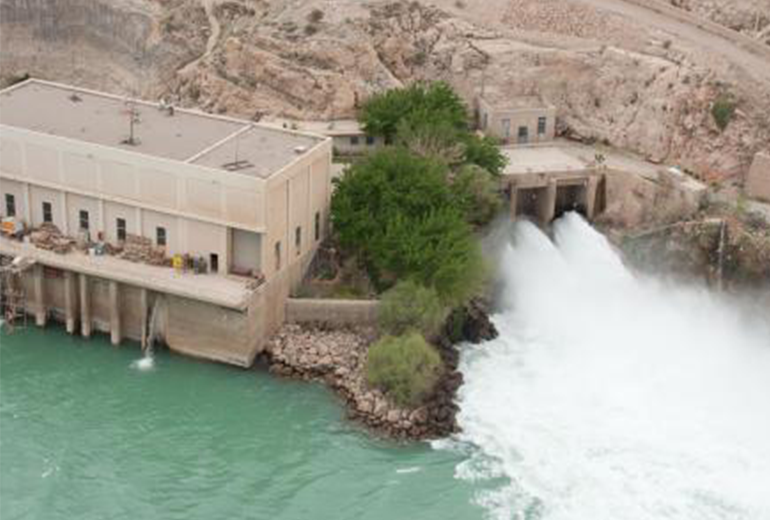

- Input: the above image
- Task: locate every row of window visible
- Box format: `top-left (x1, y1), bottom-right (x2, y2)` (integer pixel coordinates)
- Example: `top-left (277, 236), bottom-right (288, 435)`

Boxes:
top-left (274, 212), bottom-right (322, 272)
top-left (480, 114), bottom-right (549, 136)
top-left (349, 135), bottom-right (376, 146)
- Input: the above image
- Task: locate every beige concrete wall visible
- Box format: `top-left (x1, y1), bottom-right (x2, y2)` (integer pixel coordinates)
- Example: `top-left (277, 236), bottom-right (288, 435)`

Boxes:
top-left (232, 228), bottom-right (261, 273)
top-left (479, 98), bottom-right (556, 144)
top-left (28, 184), bottom-right (62, 227)
top-left (286, 298), bottom-right (379, 326)
top-left (103, 201), bottom-right (139, 242)
top-left (746, 152), bottom-right (770, 203)
top-left (66, 193), bottom-right (101, 237)
top-left (0, 124), bottom-right (267, 232)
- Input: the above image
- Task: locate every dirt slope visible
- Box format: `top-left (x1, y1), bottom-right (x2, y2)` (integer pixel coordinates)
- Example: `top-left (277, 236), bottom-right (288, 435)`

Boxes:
top-left (1, 0), bottom-right (768, 181)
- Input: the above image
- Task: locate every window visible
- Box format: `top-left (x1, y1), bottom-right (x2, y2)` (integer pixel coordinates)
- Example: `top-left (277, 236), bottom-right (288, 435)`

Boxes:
top-left (350, 135), bottom-right (359, 145)
top-left (502, 118), bottom-right (511, 138)
top-left (116, 218), bottom-right (127, 242)
top-left (295, 226), bottom-right (302, 255)
top-left (5, 194), bottom-right (15, 217)
top-left (210, 253), bottom-right (219, 273)
top-left (156, 226), bottom-right (167, 247)
top-left (79, 210), bottom-right (89, 231)
top-left (314, 212), bottom-right (321, 241)
top-left (275, 241), bottom-right (282, 271)
top-left (366, 135), bottom-right (375, 146)
top-left (42, 202), bottom-right (53, 223)
top-left (518, 126), bottom-right (529, 144)
top-left (538, 116), bottom-right (547, 135)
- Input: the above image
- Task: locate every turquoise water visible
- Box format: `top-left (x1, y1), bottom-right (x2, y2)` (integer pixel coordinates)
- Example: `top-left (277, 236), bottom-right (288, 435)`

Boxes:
top-left (0, 328), bottom-right (484, 520)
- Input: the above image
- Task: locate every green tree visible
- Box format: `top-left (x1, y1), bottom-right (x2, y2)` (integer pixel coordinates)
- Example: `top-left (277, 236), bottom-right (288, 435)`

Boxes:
top-left (366, 332), bottom-right (442, 407)
top-left (379, 280), bottom-right (446, 338)
top-left (463, 134), bottom-right (507, 176)
top-left (712, 93), bottom-right (736, 131)
top-left (359, 81), bottom-right (469, 141)
top-left (331, 148), bottom-right (486, 305)
top-left (451, 164), bottom-right (502, 226)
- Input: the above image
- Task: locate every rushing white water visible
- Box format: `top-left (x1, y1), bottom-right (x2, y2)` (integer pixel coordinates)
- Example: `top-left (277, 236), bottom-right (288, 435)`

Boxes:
top-left (449, 213), bottom-right (770, 520)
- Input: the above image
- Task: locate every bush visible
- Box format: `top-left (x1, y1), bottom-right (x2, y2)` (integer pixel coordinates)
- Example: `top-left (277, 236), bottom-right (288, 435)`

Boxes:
top-left (379, 281), bottom-right (446, 338)
top-left (308, 8), bottom-right (324, 23)
top-left (366, 333), bottom-right (442, 407)
top-left (712, 93), bottom-right (736, 131)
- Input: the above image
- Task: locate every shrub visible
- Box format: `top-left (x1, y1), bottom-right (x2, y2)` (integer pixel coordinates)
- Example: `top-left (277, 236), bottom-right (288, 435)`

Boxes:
top-left (308, 8), bottom-right (324, 23)
top-left (366, 333), bottom-right (442, 407)
top-left (712, 93), bottom-right (736, 131)
top-left (463, 134), bottom-right (507, 176)
top-left (379, 280), bottom-right (446, 338)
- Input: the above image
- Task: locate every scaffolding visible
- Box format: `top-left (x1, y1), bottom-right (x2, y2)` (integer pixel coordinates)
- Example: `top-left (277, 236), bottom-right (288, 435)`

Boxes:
top-left (0, 255), bottom-right (34, 333)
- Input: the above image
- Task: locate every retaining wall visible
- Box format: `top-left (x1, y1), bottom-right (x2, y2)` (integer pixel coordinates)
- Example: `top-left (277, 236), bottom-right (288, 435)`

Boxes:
top-left (285, 298), bottom-right (379, 326)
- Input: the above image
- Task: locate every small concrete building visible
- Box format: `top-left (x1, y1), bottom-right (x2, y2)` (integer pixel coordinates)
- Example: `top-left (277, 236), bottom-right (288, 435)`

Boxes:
top-left (746, 152), bottom-right (770, 203)
top-left (0, 79), bottom-right (333, 366)
top-left (264, 118), bottom-right (384, 156)
top-left (478, 94), bottom-right (556, 145)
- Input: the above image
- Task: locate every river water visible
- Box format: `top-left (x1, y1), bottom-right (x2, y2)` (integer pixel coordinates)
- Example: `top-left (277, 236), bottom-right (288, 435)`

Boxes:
top-left (2, 214), bottom-right (769, 519)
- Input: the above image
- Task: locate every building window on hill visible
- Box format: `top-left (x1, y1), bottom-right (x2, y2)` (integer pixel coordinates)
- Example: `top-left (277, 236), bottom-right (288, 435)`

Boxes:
top-left (116, 218), bottom-right (127, 242)
top-left (210, 253), bottom-right (219, 274)
top-left (366, 135), bottom-right (375, 146)
top-left (295, 226), bottom-right (302, 255)
top-left (538, 116), bottom-right (547, 135)
top-left (350, 135), bottom-right (359, 145)
top-left (5, 194), bottom-right (15, 217)
top-left (79, 210), bottom-right (89, 231)
top-left (315, 212), bottom-right (321, 241)
top-left (156, 226), bottom-right (167, 247)
top-left (42, 202), bottom-right (53, 223)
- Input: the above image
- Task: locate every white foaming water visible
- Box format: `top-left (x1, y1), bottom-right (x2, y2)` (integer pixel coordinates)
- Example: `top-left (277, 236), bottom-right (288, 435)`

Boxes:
top-left (449, 213), bottom-right (770, 520)
top-left (131, 355), bottom-right (155, 371)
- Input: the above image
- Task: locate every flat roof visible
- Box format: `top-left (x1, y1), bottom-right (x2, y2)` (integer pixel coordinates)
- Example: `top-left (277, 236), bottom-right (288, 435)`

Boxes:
top-left (480, 93), bottom-right (553, 111)
top-left (192, 126), bottom-right (321, 179)
top-left (262, 118), bottom-right (365, 136)
top-left (0, 79), bottom-right (325, 177)
top-left (502, 146), bottom-right (589, 175)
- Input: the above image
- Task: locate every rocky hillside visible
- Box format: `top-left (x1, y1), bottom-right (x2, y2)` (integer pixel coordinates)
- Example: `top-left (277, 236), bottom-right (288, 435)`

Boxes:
top-left (1, 0), bottom-right (769, 182)
top-left (669, 0), bottom-right (770, 45)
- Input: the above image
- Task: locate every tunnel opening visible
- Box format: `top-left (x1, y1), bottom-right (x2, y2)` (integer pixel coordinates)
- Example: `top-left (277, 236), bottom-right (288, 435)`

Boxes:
top-left (515, 187), bottom-right (548, 221)
top-left (553, 183), bottom-right (588, 221)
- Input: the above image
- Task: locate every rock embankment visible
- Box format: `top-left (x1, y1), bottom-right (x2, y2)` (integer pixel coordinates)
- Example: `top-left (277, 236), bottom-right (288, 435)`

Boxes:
top-left (264, 324), bottom-right (463, 441)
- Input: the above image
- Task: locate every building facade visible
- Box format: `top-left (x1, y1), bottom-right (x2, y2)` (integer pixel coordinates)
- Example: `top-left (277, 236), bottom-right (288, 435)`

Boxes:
top-left (0, 79), bottom-right (332, 280)
top-left (478, 94), bottom-right (556, 145)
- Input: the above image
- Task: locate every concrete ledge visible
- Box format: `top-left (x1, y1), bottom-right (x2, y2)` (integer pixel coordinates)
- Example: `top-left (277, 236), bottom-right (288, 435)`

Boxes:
top-left (286, 298), bottom-right (379, 326)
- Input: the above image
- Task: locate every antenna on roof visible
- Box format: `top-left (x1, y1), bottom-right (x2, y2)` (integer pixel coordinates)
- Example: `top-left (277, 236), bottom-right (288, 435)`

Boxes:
top-left (222, 132), bottom-right (254, 171)
top-left (121, 99), bottom-right (141, 146)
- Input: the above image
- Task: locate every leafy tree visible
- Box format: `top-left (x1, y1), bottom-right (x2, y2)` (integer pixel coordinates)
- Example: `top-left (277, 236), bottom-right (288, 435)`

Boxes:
top-left (359, 81), bottom-right (469, 141)
top-left (379, 280), bottom-right (446, 338)
top-left (366, 332), bottom-right (442, 407)
top-left (463, 134), bottom-right (507, 176)
top-left (451, 164), bottom-right (502, 226)
top-left (712, 93), bottom-right (736, 131)
top-left (331, 148), bottom-right (485, 305)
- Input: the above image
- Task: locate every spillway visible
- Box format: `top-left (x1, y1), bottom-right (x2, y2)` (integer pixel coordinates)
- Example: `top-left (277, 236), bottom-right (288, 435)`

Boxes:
top-left (445, 213), bottom-right (770, 520)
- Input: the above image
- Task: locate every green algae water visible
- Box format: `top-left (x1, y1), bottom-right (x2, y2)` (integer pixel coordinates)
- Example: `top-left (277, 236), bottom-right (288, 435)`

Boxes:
top-left (0, 328), bottom-right (483, 520)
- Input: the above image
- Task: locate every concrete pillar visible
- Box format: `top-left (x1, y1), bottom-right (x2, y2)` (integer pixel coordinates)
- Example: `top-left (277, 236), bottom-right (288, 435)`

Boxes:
top-left (509, 182), bottom-right (519, 220)
top-left (140, 288), bottom-right (149, 350)
top-left (109, 280), bottom-right (122, 346)
top-left (79, 274), bottom-right (92, 338)
top-left (537, 179), bottom-right (557, 225)
top-left (585, 176), bottom-right (600, 220)
top-left (32, 264), bottom-right (46, 327)
top-left (63, 271), bottom-right (78, 334)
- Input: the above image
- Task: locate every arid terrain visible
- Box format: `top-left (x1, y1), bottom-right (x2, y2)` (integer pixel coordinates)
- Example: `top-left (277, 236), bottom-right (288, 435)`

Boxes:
top-left (1, 0), bottom-right (769, 182)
